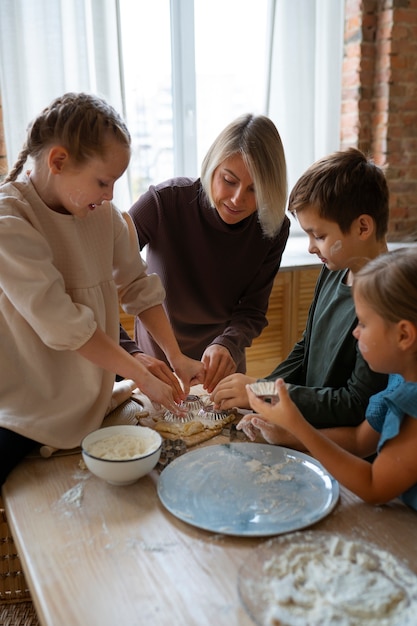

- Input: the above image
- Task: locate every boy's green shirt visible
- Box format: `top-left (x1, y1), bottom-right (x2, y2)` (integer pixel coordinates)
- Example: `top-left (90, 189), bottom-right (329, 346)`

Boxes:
top-left (265, 265), bottom-right (388, 428)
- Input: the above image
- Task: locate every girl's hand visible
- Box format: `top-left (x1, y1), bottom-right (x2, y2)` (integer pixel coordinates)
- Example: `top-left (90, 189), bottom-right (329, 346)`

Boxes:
top-left (201, 345), bottom-right (237, 393)
top-left (246, 378), bottom-right (301, 434)
top-left (172, 355), bottom-right (206, 396)
top-left (133, 353), bottom-right (184, 398)
top-left (236, 413), bottom-right (260, 441)
top-left (135, 369), bottom-right (188, 416)
top-left (237, 412), bottom-right (304, 448)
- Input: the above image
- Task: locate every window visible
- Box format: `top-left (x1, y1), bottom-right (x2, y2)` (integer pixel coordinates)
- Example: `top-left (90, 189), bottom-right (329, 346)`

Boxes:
top-left (0, 0), bottom-right (343, 215)
top-left (118, 0), bottom-right (270, 199)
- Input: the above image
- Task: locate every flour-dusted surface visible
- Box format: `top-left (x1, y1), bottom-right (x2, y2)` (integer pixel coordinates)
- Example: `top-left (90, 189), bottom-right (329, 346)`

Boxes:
top-left (157, 443), bottom-right (339, 536)
top-left (238, 530), bottom-right (417, 626)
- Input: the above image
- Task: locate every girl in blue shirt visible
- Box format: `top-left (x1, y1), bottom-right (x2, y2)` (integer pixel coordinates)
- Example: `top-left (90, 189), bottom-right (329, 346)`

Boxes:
top-left (247, 246), bottom-right (417, 509)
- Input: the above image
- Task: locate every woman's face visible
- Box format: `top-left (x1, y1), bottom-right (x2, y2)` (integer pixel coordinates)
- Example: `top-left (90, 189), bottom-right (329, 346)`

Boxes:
top-left (211, 153), bottom-right (257, 225)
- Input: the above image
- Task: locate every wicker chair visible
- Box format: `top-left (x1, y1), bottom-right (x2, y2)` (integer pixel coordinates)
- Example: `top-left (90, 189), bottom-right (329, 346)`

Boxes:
top-left (0, 501), bottom-right (39, 625)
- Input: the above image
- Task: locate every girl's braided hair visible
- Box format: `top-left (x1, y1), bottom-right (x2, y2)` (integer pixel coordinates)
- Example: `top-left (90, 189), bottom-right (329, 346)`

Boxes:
top-left (5, 92), bottom-right (131, 183)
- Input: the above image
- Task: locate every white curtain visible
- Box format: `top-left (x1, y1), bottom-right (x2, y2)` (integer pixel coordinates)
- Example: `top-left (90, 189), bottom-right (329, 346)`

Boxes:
top-left (267, 0), bottom-right (345, 196)
top-left (0, 0), bottom-right (131, 207)
top-left (0, 0), bottom-right (344, 211)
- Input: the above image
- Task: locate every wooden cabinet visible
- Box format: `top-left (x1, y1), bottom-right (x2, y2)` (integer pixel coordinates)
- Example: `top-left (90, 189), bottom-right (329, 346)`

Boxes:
top-left (119, 266), bottom-right (321, 379)
top-left (245, 267), bottom-right (320, 378)
top-left (119, 309), bottom-right (135, 341)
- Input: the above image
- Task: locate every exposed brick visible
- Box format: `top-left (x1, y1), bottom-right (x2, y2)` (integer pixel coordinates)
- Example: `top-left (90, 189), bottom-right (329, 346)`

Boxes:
top-left (342, 0), bottom-right (417, 239)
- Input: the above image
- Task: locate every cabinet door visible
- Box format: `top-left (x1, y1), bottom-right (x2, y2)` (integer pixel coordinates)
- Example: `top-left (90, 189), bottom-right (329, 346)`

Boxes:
top-left (245, 267), bottom-right (320, 379)
top-left (119, 308), bottom-right (135, 340)
top-left (245, 272), bottom-right (292, 378)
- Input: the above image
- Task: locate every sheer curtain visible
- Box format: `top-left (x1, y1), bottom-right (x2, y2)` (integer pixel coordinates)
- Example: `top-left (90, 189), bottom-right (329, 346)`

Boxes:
top-left (267, 0), bottom-right (345, 197)
top-left (0, 0), bottom-right (131, 206)
top-left (0, 0), bottom-right (344, 211)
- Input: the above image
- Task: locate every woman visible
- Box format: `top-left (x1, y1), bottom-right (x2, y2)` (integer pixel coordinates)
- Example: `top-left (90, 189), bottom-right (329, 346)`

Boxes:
top-left (120, 114), bottom-right (289, 392)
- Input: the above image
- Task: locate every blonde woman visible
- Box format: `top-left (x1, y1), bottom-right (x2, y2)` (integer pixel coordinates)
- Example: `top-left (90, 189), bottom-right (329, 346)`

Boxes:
top-left (121, 114), bottom-right (289, 392)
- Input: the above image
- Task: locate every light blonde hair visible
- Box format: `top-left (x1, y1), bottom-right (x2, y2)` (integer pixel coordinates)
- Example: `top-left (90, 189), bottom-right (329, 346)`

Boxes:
top-left (200, 114), bottom-right (287, 238)
top-left (4, 92), bottom-right (131, 183)
top-left (353, 247), bottom-right (417, 325)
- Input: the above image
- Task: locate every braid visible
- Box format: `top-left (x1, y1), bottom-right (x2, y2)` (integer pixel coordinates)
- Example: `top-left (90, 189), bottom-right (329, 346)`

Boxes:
top-left (4, 146), bottom-right (30, 183)
top-left (4, 92), bottom-right (131, 182)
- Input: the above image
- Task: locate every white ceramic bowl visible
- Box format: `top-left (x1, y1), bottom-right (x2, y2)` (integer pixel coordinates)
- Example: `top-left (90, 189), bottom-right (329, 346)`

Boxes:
top-left (81, 425), bottom-right (162, 486)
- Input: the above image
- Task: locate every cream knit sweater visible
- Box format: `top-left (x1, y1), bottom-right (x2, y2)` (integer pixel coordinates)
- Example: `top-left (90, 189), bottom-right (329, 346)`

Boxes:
top-left (0, 176), bottom-right (164, 448)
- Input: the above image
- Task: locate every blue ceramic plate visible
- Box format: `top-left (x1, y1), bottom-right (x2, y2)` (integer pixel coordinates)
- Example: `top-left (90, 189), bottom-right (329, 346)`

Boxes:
top-left (157, 443), bottom-right (339, 536)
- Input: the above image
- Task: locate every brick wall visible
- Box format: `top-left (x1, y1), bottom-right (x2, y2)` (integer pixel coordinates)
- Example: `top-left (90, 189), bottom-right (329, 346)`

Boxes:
top-left (342, 0), bottom-right (417, 240)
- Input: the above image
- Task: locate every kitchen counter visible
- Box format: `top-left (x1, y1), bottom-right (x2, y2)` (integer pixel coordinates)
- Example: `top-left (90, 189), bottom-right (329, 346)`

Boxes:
top-left (280, 234), bottom-right (417, 270)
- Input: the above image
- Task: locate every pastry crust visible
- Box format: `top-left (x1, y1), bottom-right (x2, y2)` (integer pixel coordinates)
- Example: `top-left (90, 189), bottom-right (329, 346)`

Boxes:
top-left (153, 419), bottom-right (205, 436)
top-left (200, 412), bottom-right (236, 430)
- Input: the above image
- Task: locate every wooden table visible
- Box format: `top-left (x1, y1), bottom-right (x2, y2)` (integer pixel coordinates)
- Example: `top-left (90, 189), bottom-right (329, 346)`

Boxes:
top-left (2, 435), bottom-right (417, 626)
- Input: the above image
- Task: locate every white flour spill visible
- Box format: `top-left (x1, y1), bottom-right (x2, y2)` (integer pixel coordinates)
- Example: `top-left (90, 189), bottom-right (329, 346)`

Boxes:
top-left (58, 482), bottom-right (84, 508)
top-left (138, 540), bottom-right (178, 553)
top-left (245, 458), bottom-right (294, 483)
top-left (239, 531), bottom-right (417, 626)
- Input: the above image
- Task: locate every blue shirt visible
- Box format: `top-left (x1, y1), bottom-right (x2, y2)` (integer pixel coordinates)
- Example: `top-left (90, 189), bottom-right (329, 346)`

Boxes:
top-left (366, 374), bottom-right (417, 510)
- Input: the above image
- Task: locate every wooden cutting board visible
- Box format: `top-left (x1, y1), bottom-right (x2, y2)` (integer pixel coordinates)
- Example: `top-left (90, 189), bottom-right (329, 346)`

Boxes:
top-left (132, 385), bottom-right (240, 447)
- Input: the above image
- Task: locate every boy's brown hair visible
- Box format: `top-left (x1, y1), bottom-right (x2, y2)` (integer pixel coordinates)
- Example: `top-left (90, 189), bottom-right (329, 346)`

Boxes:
top-left (288, 148), bottom-right (389, 240)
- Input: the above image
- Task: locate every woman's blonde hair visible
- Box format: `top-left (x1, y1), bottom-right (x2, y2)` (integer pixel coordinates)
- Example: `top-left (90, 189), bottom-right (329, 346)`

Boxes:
top-left (200, 113), bottom-right (287, 238)
top-left (5, 92), bottom-right (131, 183)
top-left (353, 247), bottom-right (417, 325)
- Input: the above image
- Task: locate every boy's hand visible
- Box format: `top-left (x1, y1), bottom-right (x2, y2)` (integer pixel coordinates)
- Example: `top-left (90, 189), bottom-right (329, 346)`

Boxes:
top-left (211, 373), bottom-right (256, 410)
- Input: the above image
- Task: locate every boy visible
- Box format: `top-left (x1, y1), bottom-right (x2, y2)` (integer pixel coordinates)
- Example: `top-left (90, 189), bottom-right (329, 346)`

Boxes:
top-left (211, 148), bottom-right (389, 439)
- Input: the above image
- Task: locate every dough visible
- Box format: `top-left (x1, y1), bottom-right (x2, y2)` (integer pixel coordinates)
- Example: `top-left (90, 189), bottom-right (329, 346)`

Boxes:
top-left (153, 419), bottom-right (205, 436)
top-left (240, 531), bottom-right (417, 626)
top-left (199, 411), bottom-right (236, 430)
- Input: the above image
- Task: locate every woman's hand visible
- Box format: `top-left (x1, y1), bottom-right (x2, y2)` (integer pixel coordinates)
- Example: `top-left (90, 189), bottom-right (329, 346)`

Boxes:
top-left (210, 373), bottom-right (256, 410)
top-left (172, 355), bottom-right (206, 396)
top-left (201, 345), bottom-right (237, 393)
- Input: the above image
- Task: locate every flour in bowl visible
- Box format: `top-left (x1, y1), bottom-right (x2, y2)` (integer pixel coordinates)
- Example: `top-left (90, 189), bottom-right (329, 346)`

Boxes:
top-left (239, 531), bottom-right (417, 626)
top-left (86, 434), bottom-right (152, 460)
